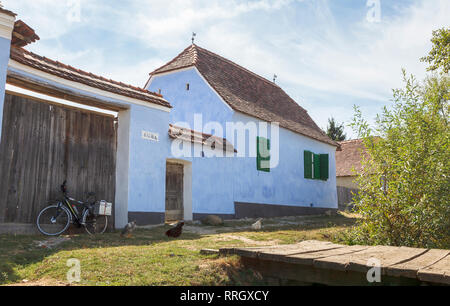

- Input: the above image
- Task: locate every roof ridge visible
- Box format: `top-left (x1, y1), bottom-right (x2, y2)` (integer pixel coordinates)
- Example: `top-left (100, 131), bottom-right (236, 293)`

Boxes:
top-left (13, 47), bottom-right (165, 99)
top-left (338, 139), bottom-right (364, 144)
top-left (193, 44), bottom-right (281, 89)
top-left (150, 44), bottom-right (196, 75)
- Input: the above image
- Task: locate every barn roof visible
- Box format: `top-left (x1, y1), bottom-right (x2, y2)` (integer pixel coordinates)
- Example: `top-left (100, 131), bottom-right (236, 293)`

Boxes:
top-left (150, 44), bottom-right (338, 147)
top-left (335, 139), bottom-right (369, 177)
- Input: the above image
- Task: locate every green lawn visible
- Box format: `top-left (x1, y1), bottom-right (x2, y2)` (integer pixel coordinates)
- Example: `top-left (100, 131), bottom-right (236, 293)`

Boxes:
top-left (0, 213), bottom-right (357, 286)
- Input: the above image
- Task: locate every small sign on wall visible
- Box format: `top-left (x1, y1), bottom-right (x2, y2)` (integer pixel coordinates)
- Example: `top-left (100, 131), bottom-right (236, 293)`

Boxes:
top-left (142, 130), bottom-right (159, 142)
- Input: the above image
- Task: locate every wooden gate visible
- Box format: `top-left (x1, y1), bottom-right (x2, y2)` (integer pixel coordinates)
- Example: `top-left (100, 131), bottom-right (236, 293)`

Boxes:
top-left (0, 93), bottom-right (117, 225)
top-left (165, 163), bottom-right (184, 222)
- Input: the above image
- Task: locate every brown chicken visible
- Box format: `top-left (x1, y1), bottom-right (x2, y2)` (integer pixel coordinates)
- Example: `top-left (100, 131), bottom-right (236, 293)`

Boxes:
top-left (165, 221), bottom-right (185, 238)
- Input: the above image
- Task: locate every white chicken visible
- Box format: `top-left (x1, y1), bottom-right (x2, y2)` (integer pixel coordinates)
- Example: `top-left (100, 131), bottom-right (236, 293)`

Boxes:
top-left (251, 218), bottom-right (263, 230)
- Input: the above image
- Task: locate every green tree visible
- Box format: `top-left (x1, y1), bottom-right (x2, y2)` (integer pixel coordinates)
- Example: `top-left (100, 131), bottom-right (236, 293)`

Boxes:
top-left (325, 117), bottom-right (347, 141)
top-left (420, 27), bottom-right (450, 74)
top-left (348, 71), bottom-right (450, 249)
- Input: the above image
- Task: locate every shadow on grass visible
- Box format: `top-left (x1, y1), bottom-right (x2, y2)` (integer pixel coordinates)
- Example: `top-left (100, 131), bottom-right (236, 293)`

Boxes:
top-left (0, 224), bottom-right (203, 285)
top-left (0, 213), bottom-right (358, 285)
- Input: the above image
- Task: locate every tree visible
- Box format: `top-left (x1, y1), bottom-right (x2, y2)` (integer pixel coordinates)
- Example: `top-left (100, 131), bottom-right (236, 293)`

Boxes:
top-left (420, 27), bottom-right (450, 74)
top-left (325, 117), bottom-right (347, 141)
top-left (348, 71), bottom-right (449, 248)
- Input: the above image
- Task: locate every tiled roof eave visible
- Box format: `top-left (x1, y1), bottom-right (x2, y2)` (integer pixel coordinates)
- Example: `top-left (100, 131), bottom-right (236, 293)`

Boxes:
top-left (10, 47), bottom-right (172, 109)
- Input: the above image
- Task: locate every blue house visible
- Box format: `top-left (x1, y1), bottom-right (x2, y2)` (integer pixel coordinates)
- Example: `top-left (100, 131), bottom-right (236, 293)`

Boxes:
top-left (140, 44), bottom-right (339, 224)
top-left (0, 6), bottom-right (338, 232)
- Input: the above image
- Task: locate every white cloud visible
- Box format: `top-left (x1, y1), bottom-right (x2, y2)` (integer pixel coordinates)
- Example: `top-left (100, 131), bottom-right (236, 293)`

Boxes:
top-left (3, 0), bottom-right (449, 139)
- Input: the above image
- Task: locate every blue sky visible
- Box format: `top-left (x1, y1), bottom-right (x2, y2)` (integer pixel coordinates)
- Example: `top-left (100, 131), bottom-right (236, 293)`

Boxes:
top-left (3, 0), bottom-right (449, 138)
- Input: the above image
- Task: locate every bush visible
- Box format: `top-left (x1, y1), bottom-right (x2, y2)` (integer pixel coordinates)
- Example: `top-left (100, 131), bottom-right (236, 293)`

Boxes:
top-left (348, 71), bottom-right (449, 249)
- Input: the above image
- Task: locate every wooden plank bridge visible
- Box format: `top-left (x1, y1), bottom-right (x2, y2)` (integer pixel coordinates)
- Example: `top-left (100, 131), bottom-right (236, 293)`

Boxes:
top-left (219, 240), bottom-right (450, 286)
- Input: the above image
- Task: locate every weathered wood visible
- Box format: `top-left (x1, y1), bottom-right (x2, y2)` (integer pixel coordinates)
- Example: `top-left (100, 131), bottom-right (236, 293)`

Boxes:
top-left (220, 241), bottom-right (450, 285)
top-left (7, 72), bottom-right (126, 112)
top-left (386, 249), bottom-right (450, 279)
top-left (0, 93), bottom-right (117, 226)
top-left (240, 257), bottom-right (420, 286)
top-left (165, 163), bottom-right (184, 222)
top-left (337, 186), bottom-right (357, 211)
top-left (417, 254), bottom-right (450, 285)
top-left (314, 246), bottom-right (427, 273)
top-left (221, 240), bottom-right (343, 259)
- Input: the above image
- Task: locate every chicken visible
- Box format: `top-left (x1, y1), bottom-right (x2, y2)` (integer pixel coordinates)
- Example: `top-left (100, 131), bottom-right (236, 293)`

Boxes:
top-left (165, 221), bottom-right (185, 238)
top-left (121, 221), bottom-right (136, 238)
top-left (251, 218), bottom-right (263, 230)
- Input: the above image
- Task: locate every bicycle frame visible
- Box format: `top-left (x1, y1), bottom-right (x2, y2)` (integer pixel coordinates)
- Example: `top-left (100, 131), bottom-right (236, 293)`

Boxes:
top-left (57, 196), bottom-right (90, 225)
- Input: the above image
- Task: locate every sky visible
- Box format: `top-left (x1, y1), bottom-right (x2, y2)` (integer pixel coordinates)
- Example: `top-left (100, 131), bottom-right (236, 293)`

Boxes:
top-left (3, 0), bottom-right (449, 138)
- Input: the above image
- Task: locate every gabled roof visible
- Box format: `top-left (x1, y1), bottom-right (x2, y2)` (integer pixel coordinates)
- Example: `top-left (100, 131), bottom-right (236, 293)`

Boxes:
top-left (335, 139), bottom-right (368, 177)
top-left (10, 47), bottom-right (171, 109)
top-left (150, 44), bottom-right (337, 147)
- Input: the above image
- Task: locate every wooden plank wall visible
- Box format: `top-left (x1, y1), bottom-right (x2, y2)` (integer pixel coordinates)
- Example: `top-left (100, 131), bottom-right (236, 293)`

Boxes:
top-left (337, 186), bottom-right (358, 211)
top-left (0, 93), bottom-right (117, 225)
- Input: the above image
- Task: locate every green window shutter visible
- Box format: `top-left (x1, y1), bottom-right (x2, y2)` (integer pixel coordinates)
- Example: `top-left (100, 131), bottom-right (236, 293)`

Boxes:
top-left (313, 153), bottom-right (321, 179)
top-left (304, 151), bottom-right (313, 179)
top-left (257, 137), bottom-right (270, 172)
top-left (320, 154), bottom-right (329, 181)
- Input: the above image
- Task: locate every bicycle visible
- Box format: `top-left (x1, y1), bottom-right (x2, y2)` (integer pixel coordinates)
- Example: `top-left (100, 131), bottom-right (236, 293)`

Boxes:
top-left (36, 181), bottom-right (109, 236)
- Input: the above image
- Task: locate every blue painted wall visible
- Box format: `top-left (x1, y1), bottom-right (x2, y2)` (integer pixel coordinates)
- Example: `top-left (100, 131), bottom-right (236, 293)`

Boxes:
top-left (147, 68), bottom-right (338, 217)
top-left (148, 68), bottom-right (233, 130)
top-left (0, 37), bottom-right (12, 141)
top-left (127, 104), bottom-right (171, 214)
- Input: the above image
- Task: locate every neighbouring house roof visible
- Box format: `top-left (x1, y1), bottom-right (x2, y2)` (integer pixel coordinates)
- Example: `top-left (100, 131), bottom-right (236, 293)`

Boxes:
top-left (150, 44), bottom-right (338, 147)
top-left (335, 139), bottom-right (369, 177)
top-left (9, 47), bottom-right (172, 109)
top-left (11, 20), bottom-right (40, 48)
top-left (169, 124), bottom-right (237, 153)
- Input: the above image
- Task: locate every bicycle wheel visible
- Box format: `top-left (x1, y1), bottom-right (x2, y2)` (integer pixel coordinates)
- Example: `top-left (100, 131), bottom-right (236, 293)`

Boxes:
top-left (36, 205), bottom-right (71, 236)
top-left (83, 210), bottom-right (108, 235)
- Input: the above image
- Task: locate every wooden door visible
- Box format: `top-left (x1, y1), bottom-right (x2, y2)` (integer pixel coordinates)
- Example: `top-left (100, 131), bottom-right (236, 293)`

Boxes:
top-left (165, 163), bottom-right (184, 222)
top-left (0, 93), bottom-right (117, 225)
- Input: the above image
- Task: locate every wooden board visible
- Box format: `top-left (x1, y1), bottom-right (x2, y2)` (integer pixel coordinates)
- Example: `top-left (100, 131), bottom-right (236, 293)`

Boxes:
top-left (313, 246), bottom-right (427, 273)
top-left (221, 240), bottom-right (344, 259)
top-left (165, 163), bottom-right (184, 222)
top-left (219, 241), bottom-right (450, 285)
top-left (0, 93), bottom-right (117, 225)
top-left (417, 254), bottom-right (450, 285)
top-left (386, 249), bottom-right (450, 279)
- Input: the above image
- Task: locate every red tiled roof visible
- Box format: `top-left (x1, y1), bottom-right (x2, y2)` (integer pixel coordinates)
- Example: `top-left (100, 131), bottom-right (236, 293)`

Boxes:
top-left (12, 20), bottom-right (40, 48)
top-left (169, 124), bottom-right (237, 153)
top-left (151, 44), bottom-right (337, 147)
top-left (335, 139), bottom-right (369, 177)
top-left (9, 47), bottom-right (171, 109)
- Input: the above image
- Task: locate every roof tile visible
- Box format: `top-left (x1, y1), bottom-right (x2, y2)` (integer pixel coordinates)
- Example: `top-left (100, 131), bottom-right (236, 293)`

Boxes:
top-left (10, 47), bottom-right (171, 108)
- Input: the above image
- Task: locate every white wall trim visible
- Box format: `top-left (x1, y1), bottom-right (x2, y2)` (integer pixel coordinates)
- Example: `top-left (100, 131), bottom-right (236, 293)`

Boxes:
top-left (8, 60), bottom-right (171, 113)
top-left (0, 12), bottom-right (15, 40)
top-left (145, 66), bottom-right (197, 89)
top-left (115, 109), bottom-right (131, 228)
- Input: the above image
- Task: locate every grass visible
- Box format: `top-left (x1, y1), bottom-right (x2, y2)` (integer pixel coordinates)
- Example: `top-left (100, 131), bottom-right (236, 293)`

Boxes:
top-left (0, 212), bottom-right (358, 286)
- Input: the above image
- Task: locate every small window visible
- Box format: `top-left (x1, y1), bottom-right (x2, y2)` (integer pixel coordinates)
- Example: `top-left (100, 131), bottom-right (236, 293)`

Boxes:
top-left (304, 150), bottom-right (329, 181)
top-left (257, 137), bottom-right (270, 172)
top-left (186, 83), bottom-right (190, 91)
